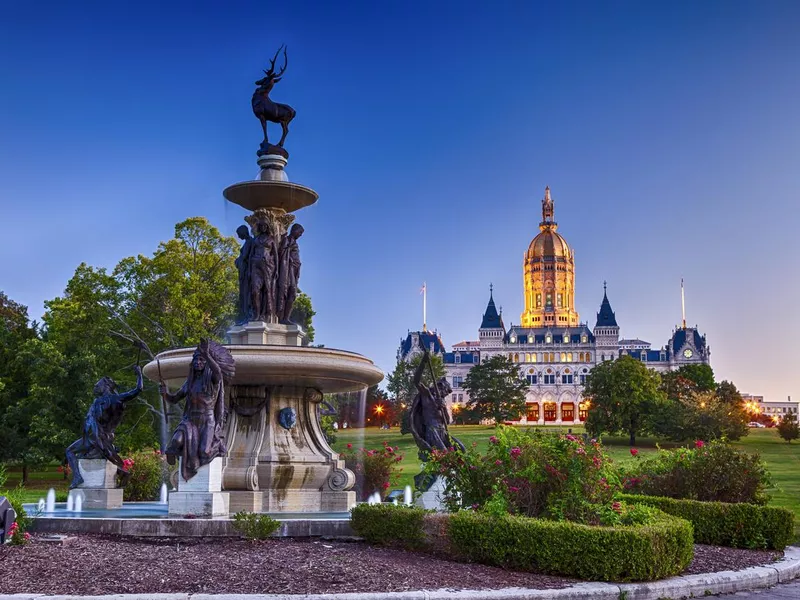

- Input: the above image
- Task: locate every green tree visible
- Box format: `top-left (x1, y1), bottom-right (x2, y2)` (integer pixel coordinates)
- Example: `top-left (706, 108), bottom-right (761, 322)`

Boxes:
top-left (777, 412), bottom-right (800, 443)
top-left (583, 355), bottom-right (663, 446)
top-left (290, 291), bottom-right (315, 344)
top-left (387, 353), bottom-right (445, 434)
top-left (463, 354), bottom-right (527, 425)
top-left (674, 364), bottom-right (716, 392)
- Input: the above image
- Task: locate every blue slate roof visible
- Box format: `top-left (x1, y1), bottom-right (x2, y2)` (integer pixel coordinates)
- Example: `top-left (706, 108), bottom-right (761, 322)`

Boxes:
top-left (443, 352), bottom-right (478, 365)
top-left (595, 290), bottom-right (618, 327)
top-left (480, 290), bottom-right (505, 330)
top-left (506, 325), bottom-right (595, 344)
top-left (671, 328), bottom-right (706, 354)
top-left (622, 349), bottom-right (668, 362)
top-left (400, 331), bottom-right (445, 357)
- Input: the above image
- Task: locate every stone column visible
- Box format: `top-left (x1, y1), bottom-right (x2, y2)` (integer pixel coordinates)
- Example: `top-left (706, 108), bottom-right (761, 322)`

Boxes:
top-left (75, 459), bottom-right (123, 509)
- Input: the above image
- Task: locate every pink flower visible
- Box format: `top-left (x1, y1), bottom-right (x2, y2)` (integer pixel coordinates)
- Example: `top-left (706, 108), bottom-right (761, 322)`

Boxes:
top-left (630, 448), bottom-right (639, 456)
top-left (576, 447), bottom-right (586, 455)
top-left (489, 436), bottom-right (498, 444)
top-left (395, 456), bottom-right (403, 462)
top-left (495, 460), bottom-right (503, 466)
top-left (695, 440), bottom-right (705, 448)
top-left (508, 486), bottom-right (520, 493)
top-left (612, 501), bottom-right (622, 513)
top-left (566, 434), bottom-right (577, 441)
top-left (471, 504), bottom-right (480, 510)
top-left (509, 447), bottom-right (522, 459)
top-left (23, 532), bottom-right (31, 541)
top-left (154, 449), bottom-right (162, 455)
top-left (382, 482), bottom-right (390, 489)
top-left (469, 465), bottom-right (477, 470)
top-left (593, 456), bottom-right (602, 468)
top-left (346, 443), bottom-right (353, 449)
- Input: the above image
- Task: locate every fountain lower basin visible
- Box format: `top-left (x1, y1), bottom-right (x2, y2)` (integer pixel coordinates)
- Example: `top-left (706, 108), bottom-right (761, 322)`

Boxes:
top-left (142, 343), bottom-right (382, 514)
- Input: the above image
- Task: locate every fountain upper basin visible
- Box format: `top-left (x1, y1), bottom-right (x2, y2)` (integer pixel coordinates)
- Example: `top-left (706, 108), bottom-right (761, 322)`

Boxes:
top-left (143, 345), bottom-right (383, 394)
top-left (223, 180), bottom-right (318, 213)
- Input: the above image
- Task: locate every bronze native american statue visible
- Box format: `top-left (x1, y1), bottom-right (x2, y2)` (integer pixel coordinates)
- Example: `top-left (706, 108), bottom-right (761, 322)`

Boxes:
top-left (160, 340), bottom-right (235, 481)
top-left (252, 45), bottom-right (296, 155)
top-left (409, 347), bottom-right (465, 489)
top-left (66, 366), bottom-right (143, 488)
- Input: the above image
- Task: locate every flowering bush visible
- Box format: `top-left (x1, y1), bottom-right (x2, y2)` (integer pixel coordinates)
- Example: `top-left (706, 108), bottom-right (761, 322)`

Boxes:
top-left (1, 488), bottom-right (31, 546)
top-left (341, 442), bottom-right (404, 501)
top-left (620, 440), bottom-right (770, 504)
top-left (426, 427), bottom-right (621, 524)
top-left (123, 449), bottom-right (170, 501)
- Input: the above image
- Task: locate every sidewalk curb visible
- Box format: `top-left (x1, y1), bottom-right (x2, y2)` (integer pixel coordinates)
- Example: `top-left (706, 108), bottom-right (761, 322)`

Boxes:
top-left (3, 547), bottom-right (799, 600)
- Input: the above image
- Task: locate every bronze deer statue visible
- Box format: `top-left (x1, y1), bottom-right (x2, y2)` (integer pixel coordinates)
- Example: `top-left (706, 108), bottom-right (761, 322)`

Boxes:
top-left (252, 45), bottom-right (296, 150)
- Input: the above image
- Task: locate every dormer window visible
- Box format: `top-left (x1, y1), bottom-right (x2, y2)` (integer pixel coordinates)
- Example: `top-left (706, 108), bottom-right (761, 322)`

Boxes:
top-left (546, 335), bottom-right (552, 344)
top-left (640, 351), bottom-right (647, 362)
top-left (510, 336), bottom-right (516, 343)
top-left (455, 353), bottom-right (461, 364)
top-left (581, 335), bottom-right (587, 343)
top-left (563, 333), bottom-right (569, 343)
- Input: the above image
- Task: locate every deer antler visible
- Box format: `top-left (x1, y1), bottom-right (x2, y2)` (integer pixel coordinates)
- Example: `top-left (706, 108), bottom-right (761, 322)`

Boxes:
top-left (264, 44), bottom-right (287, 78)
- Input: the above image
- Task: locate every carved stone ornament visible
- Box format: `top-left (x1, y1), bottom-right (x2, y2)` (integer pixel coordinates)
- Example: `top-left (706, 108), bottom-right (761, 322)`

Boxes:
top-left (325, 466), bottom-right (355, 492)
top-left (303, 388), bottom-right (323, 403)
top-left (245, 208), bottom-right (296, 240)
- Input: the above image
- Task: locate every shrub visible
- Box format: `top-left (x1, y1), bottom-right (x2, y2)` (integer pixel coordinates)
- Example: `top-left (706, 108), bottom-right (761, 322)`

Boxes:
top-left (618, 493), bottom-right (794, 550)
top-left (232, 511), bottom-right (281, 540)
top-left (340, 442), bottom-right (404, 501)
top-left (0, 464), bottom-right (6, 489)
top-left (2, 487), bottom-right (32, 545)
top-left (123, 449), bottom-right (169, 501)
top-left (777, 413), bottom-right (800, 443)
top-left (351, 503), bottom-right (430, 550)
top-left (351, 503), bottom-right (693, 582)
top-left (426, 427), bottom-right (620, 523)
top-left (621, 440), bottom-right (770, 504)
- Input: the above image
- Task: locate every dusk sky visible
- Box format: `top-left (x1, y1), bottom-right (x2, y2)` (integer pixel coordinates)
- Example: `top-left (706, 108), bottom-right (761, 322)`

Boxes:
top-left (1, 1), bottom-right (798, 402)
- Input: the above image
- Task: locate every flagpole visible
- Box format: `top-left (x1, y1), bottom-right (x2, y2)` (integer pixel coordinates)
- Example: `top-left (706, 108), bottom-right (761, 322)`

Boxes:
top-left (422, 281), bottom-right (427, 332)
top-left (681, 278), bottom-right (686, 329)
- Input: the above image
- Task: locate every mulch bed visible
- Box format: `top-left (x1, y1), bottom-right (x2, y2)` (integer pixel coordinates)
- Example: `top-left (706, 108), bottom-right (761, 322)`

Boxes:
top-left (0, 536), bottom-right (782, 595)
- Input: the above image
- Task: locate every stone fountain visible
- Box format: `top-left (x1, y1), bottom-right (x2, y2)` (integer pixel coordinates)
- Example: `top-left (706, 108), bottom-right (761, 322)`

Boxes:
top-left (143, 46), bottom-right (383, 516)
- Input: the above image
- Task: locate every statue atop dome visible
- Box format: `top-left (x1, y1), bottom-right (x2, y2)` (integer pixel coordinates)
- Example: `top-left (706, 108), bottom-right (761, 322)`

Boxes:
top-left (253, 45), bottom-right (296, 157)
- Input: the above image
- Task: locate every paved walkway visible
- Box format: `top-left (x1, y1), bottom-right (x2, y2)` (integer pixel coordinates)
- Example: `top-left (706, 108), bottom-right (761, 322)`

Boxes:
top-left (718, 580), bottom-right (800, 598)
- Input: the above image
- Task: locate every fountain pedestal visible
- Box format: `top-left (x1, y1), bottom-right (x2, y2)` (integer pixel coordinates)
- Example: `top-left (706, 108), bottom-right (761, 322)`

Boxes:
top-left (76, 459), bottom-right (123, 509)
top-left (227, 321), bottom-right (305, 346)
top-left (168, 458), bottom-right (230, 517)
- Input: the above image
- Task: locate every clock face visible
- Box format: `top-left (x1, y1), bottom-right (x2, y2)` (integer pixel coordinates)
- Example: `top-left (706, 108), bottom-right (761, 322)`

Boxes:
top-left (683, 348), bottom-right (694, 359)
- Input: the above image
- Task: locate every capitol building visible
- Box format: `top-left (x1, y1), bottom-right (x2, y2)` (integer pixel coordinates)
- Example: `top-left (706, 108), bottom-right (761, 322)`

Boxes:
top-left (399, 187), bottom-right (711, 425)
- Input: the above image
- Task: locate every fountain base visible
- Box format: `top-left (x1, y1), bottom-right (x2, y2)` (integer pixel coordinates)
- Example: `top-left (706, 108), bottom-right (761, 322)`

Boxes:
top-left (169, 459), bottom-right (230, 517)
top-left (227, 321), bottom-right (305, 346)
top-left (76, 459), bottom-right (122, 509)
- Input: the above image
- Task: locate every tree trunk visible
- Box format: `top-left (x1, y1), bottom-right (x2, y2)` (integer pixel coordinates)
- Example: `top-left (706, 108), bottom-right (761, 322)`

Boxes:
top-left (629, 429), bottom-right (636, 447)
top-left (159, 396), bottom-right (169, 452)
top-left (22, 463), bottom-right (29, 485)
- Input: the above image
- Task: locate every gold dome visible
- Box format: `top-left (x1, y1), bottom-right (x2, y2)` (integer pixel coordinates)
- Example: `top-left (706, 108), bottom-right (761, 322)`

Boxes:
top-left (526, 229), bottom-right (572, 261)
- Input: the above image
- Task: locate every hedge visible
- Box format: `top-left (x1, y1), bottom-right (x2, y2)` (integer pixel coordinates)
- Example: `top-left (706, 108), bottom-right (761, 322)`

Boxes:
top-left (351, 504), bottom-right (694, 582)
top-left (618, 493), bottom-right (794, 550)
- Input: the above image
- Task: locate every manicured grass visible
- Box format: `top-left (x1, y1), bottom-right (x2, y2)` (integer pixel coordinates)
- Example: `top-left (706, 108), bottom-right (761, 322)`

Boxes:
top-left (332, 425), bottom-right (800, 540)
top-left (4, 466), bottom-right (70, 503)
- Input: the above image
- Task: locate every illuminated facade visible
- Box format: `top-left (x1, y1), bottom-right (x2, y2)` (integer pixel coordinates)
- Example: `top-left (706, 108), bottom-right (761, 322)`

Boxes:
top-left (435, 186), bottom-right (711, 425)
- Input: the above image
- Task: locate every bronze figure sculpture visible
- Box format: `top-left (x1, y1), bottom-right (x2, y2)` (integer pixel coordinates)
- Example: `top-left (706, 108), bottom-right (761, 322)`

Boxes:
top-left (276, 223), bottom-right (304, 323)
top-left (409, 347), bottom-right (465, 490)
top-left (235, 224), bottom-right (254, 324)
top-left (248, 220), bottom-right (280, 322)
top-left (66, 366), bottom-right (143, 488)
top-left (252, 45), bottom-right (296, 155)
top-left (161, 340), bottom-right (235, 481)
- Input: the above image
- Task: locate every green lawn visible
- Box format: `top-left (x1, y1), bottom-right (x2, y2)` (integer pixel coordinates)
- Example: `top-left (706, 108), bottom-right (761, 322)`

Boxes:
top-left (4, 467), bottom-right (70, 503)
top-left (332, 425), bottom-right (800, 539)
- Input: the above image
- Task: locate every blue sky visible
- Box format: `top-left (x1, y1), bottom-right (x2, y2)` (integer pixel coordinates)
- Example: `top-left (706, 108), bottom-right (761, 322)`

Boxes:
top-left (1, 1), bottom-right (799, 402)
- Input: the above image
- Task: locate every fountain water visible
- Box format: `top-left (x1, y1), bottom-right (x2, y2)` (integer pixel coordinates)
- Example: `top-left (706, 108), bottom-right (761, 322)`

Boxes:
top-left (159, 483), bottom-right (168, 504)
top-left (404, 485), bottom-right (413, 506)
top-left (66, 493), bottom-right (74, 512)
top-left (37, 498), bottom-right (45, 512)
top-left (74, 494), bottom-right (82, 513)
top-left (45, 489), bottom-right (55, 513)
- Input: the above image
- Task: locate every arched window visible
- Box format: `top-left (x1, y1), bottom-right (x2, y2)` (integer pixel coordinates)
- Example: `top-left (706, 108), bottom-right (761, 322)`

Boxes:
top-left (567, 352), bottom-right (573, 362)
top-left (549, 352), bottom-right (555, 362)
top-left (563, 333), bottom-right (569, 343)
top-left (601, 354), bottom-right (606, 361)
top-left (581, 335), bottom-right (588, 343)
top-left (526, 367), bottom-right (538, 385)
top-left (514, 353), bottom-right (520, 363)
top-left (580, 368), bottom-right (589, 384)
top-left (544, 369), bottom-right (556, 385)
top-left (532, 353), bottom-right (537, 363)
top-left (562, 368), bottom-right (573, 384)
top-left (546, 335), bottom-right (552, 344)
top-left (560, 353), bottom-right (566, 362)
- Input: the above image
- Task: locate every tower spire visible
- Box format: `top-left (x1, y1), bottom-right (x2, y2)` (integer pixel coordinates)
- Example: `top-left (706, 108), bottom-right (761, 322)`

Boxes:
top-left (541, 185), bottom-right (555, 228)
top-left (420, 282), bottom-right (427, 332)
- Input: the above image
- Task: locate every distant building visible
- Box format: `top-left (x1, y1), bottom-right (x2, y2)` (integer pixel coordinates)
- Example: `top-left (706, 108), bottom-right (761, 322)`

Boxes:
top-left (743, 394), bottom-right (799, 422)
top-left (414, 187), bottom-right (713, 425)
